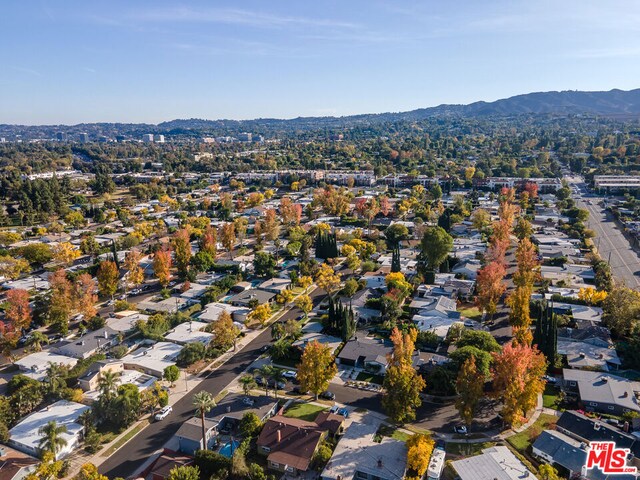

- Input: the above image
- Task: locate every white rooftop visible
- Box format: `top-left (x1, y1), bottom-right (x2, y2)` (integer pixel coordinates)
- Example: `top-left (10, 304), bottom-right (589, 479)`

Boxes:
top-left (121, 341), bottom-right (182, 376)
top-left (14, 351), bottom-right (78, 381)
top-left (451, 446), bottom-right (537, 480)
top-left (164, 321), bottom-right (214, 345)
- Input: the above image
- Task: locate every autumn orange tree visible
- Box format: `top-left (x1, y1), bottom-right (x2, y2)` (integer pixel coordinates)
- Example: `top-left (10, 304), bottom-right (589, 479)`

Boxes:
top-left (172, 228), bottom-right (192, 278)
top-left (455, 356), bottom-right (484, 426)
top-left (5, 288), bottom-right (31, 333)
top-left (200, 226), bottom-right (217, 257)
top-left (219, 222), bottom-right (236, 259)
top-left (406, 433), bottom-right (435, 479)
top-left (124, 250), bottom-right (144, 290)
top-left (514, 237), bottom-right (539, 287)
top-left (97, 260), bottom-right (119, 298)
top-left (507, 285), bottom-right (533, 345)
top-left (491, 342), bottom-right (547, 427)
top-left (296, 340), bottom-right (337, 400)
top-left (475, 262), bottom-right (506, 319)
top-left (382, 327), bottom-right (425, 423)
top-left (49, 268), bottom-right (73, 333)
top-left (153, 248), bottom-right (172, 287)
top-left (74, 273), bottom-right (97, 319)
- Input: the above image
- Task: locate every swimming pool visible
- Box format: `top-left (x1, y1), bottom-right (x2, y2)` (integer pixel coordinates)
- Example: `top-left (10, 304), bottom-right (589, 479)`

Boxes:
top-left (219, 440), bottom-right (240, 458)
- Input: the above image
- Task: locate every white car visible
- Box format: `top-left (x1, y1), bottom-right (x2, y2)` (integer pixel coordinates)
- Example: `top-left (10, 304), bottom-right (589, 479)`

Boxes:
top-left (154, 405), bottom-right (173, 421)
top-left (282, 370), bottom-right (297, 379)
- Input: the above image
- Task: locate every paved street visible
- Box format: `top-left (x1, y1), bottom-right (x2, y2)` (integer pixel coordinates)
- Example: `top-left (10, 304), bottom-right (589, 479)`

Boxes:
top-left (566, 176), bottom-right (640, 288)
top-left (99, 287), bottom-right (325, 479)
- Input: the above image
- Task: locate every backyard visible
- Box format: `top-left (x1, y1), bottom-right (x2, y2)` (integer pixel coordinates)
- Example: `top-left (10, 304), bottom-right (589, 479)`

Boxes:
top-left (507, 413), bottom-right (558, 453)
top-left (283, 402), bottom-right (327, 422)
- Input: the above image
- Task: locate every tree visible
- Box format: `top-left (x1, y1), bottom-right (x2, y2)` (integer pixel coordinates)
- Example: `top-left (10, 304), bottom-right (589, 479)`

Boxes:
top-left (296, 340), bottom-right (337, 400)
top-left (25, 452), bottom-right (64, 480)
top-left (382, 328), bottom-right (425, 423)
top-left (73, 463), bottom-right (108, 480)
top-left (475, 262), bottom-right (506, 318)
top-left (514, 238), bottom-right (539, 287)
top-left (38, 420), bottom-right (68, 456)
top-left (17, 243), bottom-right (53, 266)
top-left (212, 311), bottom-right (240, 351)
top-left (163, 365), bottom-right (180, 386)
top-left (53, 242), bottom-right (80, 265)
top-left (124, 250), bottom-right (144, 290)
top-left (193, 391), bottom-right (216, 451)
top-left (45, 362), bottom-right (68, 397)
top-left (97, 260), bottom-right (119, 298)
top-left (514, 217), bottom-right (533, 240)
top-left (0, 255), bottom-right (30, 280)
top-left (492, 342), bottom-right (547, 427)
top-left (506, 285), bottom-right (533, 341)
top-left (294, 294), bottom-right (313, 318)
top-left (172, 229), bottom-right (192, 278)
top-left (74, 273), bottom-right (97, 319)
top-left (177, 342), bottom-right (206, 366)
top-left (200, 226), bottom-right (217, 257)
top-left (239, 411), bottom-right (263, 437)
top-left (98, 370), bottom-right (120, 402)
top-left (602, 286), bottom-right (640, 336)
top-left (248, 303), bottom-right (271, 326)
top-left (538, 464), bottom-right (561, 480)
top-left (455, 356), bottom-right (484, 426)
top-left (533, 301), bottom-right (557, 367)
top-left (578, 287), bottom-right (608, 306)
top-left (26, 331), bottom-right (49, 352)
top-left (315, 263), bottom-right (341, 295)
top-left (253, 252), bottom-right (276, 278)
top-left (385, 224), bottom-right (409, 248)
top-left (276, 289), bottom-right (294, 305)
top-left (48, 269), bottom-right (73, 334)
top-left (153, 248), bottom-right (172, 287)
top-left (420, 226), bottom-right (453, 272)
top-left (219, 222), bottom-right (236, 259)
top-left (406, 434), bottom-right (435, 477)
top-left (239, 374), bottom-right (257, 396)
top-left (5, 288), bottom-right (31, 333)
top-left (456, 330), bottom-right (501, 353)
top-left (167, 465), bottom-right (200, 480)
top-left (298, 275), bottom-right (313, 291)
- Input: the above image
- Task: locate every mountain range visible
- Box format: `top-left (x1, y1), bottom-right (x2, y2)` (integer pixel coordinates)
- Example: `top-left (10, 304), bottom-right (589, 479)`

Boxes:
top-left (2, 88), bottom-right (640, 137)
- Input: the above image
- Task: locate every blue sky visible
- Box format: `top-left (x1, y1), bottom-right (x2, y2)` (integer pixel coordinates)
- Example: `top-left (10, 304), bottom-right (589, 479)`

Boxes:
top-left (2, 0), bottom-right (640, 124)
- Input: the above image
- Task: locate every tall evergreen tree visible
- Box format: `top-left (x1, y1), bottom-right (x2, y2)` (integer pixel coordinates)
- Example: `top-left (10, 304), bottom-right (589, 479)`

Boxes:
top-left (391, 245), bottom-right (401, 273)
top-left (533, 300), bottom-right (557, 369)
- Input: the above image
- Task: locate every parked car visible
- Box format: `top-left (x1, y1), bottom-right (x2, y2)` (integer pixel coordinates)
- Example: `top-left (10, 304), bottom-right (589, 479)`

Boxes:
top-left (282, 370), bottom-right (296, 379)
top-left (259, 345), bottom-right (271, 354)
top-left (463, 320), bottom-right (474, 328)
top-left (320, 391), bottom-right (335, 400)
top-left (268, 379), bottom-right (286, 390)
top-left (453, 425), bottom-right (467, 434)
top-left (154, 406), bottom-right (173, 421)
top-left (242, 397), bottom-right (255, 406)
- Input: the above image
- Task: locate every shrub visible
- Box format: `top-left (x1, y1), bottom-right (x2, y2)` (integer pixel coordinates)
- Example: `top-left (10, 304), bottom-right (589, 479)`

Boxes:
top-left (177, 342), bottom-right (206, 367)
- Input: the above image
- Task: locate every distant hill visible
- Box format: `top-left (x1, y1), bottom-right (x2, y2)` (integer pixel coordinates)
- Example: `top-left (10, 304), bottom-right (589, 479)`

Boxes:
top-left (2, 88), bottom-right (640, 138)
top-left (158, 88), bottom-right (640, 130)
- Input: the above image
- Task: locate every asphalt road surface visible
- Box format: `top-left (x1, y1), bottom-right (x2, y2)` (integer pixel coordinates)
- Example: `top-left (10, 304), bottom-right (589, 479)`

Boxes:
top-left (567, 176), bottom-right (640, 289)
top-left (99, 287), bottom-right (325, 479)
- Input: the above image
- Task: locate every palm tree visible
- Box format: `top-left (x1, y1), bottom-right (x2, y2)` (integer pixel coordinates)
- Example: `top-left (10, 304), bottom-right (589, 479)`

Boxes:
top-left (193, 391), bottom-right (216, 451)
top-left (256, 365), bottom-right (274, 397)
top-left (239, 374), bottom-right (257, 397)
top-left (97, 370), bottom-right (119, 402)
top-left (26, 331), bottom-right (49, 352)
top-left (38, 421), bottom-right (68, 456)
top-left (270, 369), bottom-right (285, 400)
top-left (46, 363), bottom-right (67, 397)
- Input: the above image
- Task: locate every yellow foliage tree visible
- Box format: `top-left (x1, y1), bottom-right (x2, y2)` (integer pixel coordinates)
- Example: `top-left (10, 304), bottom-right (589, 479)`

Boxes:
top-left (53, 242), bottom-right (81, 265)
top-left (406, 434), bottom-right (435, 477)
top-left (248, 303), bottom-right (272, 326)
top-left (315, 263), bottom-right (341, 295)
top-left (296, 340), bottom-right (337, 399)
top-left (578, 287), bottom-right (608, 305)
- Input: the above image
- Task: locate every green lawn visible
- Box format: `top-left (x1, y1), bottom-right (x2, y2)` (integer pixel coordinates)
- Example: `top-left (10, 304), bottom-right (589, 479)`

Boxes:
top-left (542, 384), bottom-right (561, 409)
top-left (376, 424), bottom-right (411, 442)
top-left (459, 306), bottom-right (483, 321)
top-left (356, 372), bottom-right (385, 384)
top-left (101, 420), bottom-right (149, 457)
top-left (283, 402), bottom-right (327, 422)
top-left (446, 441), bottom-right (495, 456)
top-left (507, 413), bottom-right (557, 453)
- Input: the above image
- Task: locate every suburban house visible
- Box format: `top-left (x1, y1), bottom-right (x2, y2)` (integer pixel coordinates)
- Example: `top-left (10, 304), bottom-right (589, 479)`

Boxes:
top-left (228, 289), bottom-right (276, 308)
top-left (292, 322), bottom-right (342, 354)
top-left (164, 321), bottom-right (214, 346)
top-left (0, 446), bottom-right (38, 480)
top-left (562, 369), bottom-right (640, 415)
top-left (174, 417), bottom-right (218, 455)
top-left (8, 400), bottom-right (91, 459)
top-left (257, 412), bottom-right (345, 475)
top-left (451, 446), bottom-right (537, 480)
top-left (558, 326), bottom-right (612, 348)
top-left (121, 342), bottom-right (182, 378)
top-left (451, 258), bottom-right (481, 280)
top-left (532, 429), bottom-right (593, 478)
top-left (77, 359), bottom-right (156, 399)
top-left (51, 327), bottom-right (119, 359)
top-left (148, 450), bottom-right (194, 480)
top-left (257, 278), bottom-right (292, 294)
top-left (14, 351), bottom-right (78, 382)
top-left (338, 288), bottom-right (383, 323)
top-left (336, 336), bottom-right (393, 375)
top-left (321, 414), bottom-right (407, 480)
top-left (198, 302), bottom-right (250, 324)
top-left (557, 340), bottom-right (621, 371)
